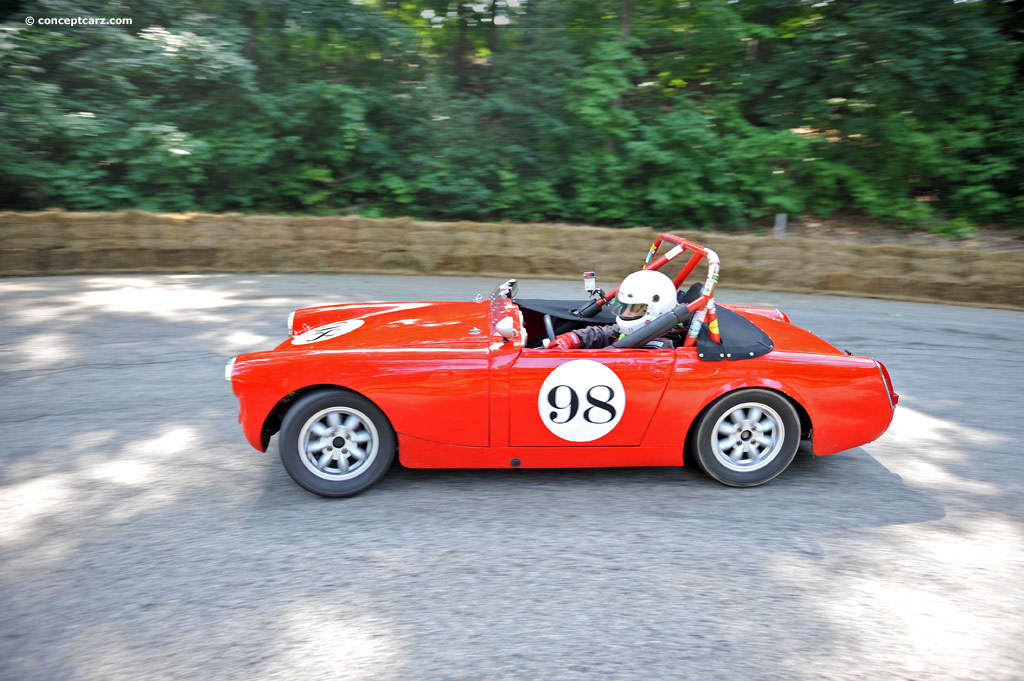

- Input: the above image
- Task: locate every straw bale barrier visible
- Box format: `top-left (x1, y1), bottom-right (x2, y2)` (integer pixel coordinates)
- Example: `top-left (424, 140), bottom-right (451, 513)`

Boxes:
top-left (2, 210), bottom-right (1022, 309)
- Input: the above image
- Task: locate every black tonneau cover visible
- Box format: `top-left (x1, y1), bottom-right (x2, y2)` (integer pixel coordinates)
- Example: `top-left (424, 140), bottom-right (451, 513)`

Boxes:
top-left (695, 306), bottom-right (774, 361)
top-left (514, 299), bottom-right (618, 325)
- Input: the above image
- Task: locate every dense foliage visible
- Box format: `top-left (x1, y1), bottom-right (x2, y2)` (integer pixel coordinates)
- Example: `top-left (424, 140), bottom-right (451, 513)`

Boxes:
top-left (2, 0), bottom-right (1022, 232)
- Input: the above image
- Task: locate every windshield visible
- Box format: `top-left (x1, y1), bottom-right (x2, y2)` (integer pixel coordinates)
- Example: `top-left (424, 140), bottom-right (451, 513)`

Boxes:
top-left (487, 279), bottom-right (523, 342)
top-left (488, 278), bottom-right (518, 302)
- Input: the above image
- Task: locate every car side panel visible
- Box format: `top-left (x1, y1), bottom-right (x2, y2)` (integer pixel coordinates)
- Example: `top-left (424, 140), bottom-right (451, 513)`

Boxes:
top-left (234, 347), bottom-right (491, 451)
top-left (641, 347), bottom-right (894, 457)
top-left (781, 355), bottom-right (895, 455)
top-left (398, 432), bottom-right (681, 468)
top-left (506, 348), bottom-right (675, 448)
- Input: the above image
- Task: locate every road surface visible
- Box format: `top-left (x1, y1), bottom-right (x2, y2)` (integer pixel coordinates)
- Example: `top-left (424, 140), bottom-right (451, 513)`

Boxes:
top-left (1, 273), bottom-right (1022, 681)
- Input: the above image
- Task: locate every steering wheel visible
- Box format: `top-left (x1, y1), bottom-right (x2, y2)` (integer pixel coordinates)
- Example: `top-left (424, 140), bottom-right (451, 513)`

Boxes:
top-left (544, 314), bottom-right (557, 346)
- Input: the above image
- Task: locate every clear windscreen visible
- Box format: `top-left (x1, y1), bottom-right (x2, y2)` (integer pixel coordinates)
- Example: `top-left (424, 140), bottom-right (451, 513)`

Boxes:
top-left (487, 279), bottom-right (522, 339)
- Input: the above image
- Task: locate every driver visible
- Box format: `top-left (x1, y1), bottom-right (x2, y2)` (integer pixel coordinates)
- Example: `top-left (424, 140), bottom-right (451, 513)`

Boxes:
top-left (549, 269), bottom-right (680, 349)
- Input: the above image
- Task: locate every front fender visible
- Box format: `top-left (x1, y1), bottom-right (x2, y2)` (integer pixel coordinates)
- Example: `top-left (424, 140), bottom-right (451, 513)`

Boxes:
top-left (232, 345), bottom-right (491, 453)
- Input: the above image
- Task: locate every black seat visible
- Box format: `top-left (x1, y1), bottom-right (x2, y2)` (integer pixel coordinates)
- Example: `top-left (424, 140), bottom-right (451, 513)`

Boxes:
top-left (678, 282), bottom-right (703, 304)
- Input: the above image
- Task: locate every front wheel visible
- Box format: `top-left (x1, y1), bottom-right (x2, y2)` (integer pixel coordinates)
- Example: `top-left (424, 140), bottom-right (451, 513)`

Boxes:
top-left (692, 389), bottom-right (801, 487)
top-left (279, 390), bottom-right (396, 497)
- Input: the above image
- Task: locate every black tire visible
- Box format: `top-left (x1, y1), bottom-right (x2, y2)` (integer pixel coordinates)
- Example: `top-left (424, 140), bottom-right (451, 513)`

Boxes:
top-left (279, 390), bottom-right (396, 497)
top-left (692, 389), bottom-right (801, 487)
top-left (684, 425), bottom-right (706, 474)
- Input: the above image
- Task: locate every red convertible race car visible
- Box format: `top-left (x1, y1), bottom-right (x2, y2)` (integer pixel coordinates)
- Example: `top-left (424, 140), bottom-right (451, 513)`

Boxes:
top-left (226, 234), bottom-right (898, 497)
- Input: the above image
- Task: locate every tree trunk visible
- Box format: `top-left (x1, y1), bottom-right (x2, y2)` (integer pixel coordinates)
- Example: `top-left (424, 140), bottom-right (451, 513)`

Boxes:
top-left (613, 0), bottom-right (631, 109)
top-left (454, 2), bottom-right (469, 89)
top-left (620, 0), bottom-right (632, 44)
top-left (489, 0), bottom-right (500, 53)
top-left (243, 7), bottom-right (256, 63)
top-left (607, 0), bottom-right (632, 152)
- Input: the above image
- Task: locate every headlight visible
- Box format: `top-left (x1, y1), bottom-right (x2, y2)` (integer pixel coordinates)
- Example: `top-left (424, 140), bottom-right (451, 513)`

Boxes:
top-left (287, 310), bottom-right (295, 333)
top-left (225, 356), bottom-right (236, 394)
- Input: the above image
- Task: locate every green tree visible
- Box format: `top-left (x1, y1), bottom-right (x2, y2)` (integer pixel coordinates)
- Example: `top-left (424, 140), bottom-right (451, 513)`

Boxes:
top-left (1, 0), bottom-right (1021, 229)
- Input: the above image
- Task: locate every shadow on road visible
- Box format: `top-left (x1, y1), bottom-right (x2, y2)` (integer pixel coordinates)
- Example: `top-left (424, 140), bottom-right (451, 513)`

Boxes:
top-left (249, 435), bottom-right (945, 542)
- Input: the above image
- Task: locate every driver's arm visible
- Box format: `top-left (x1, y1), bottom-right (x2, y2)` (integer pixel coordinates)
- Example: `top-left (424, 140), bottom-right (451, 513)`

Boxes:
top-left (552, 324), bottom-right (622, 349)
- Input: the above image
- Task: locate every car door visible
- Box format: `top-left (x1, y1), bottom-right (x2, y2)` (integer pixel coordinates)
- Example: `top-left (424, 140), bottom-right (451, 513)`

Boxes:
top-left (506, 347), bottom-right (675, 447)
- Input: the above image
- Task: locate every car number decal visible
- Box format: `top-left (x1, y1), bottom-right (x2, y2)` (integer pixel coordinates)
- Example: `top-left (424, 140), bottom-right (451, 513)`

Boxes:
top-left (291, 319), bottom-right (364, 345)
top-left (537, 360), bottom-right (625, 442)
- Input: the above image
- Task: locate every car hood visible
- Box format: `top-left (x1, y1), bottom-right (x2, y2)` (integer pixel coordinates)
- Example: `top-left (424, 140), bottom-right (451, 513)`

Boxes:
top-left (282, 300), bottom-right (490, 351)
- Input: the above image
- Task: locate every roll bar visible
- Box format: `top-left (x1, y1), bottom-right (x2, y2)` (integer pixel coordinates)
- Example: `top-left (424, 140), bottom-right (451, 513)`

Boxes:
top-left (580, 233), bottom-right (721, 347)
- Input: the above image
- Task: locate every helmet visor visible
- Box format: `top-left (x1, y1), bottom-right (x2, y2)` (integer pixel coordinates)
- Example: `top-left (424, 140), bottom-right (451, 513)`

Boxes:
top-left (610, 300), bottom-right (648, 321)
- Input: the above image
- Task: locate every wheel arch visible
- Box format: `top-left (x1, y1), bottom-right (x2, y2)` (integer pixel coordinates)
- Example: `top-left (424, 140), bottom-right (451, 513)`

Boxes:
top-left (260, 384), bottom-right (383, 451)
top-left (683, 385), bottom-right (812, 466)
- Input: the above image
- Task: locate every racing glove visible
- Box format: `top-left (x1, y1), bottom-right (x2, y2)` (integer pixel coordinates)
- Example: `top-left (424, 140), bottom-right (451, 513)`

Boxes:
top-left (551, 332), bottom-right (580, 350)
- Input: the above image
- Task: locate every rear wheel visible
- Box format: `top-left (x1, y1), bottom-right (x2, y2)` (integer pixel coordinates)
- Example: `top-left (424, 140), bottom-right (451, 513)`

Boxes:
top-left (279, 390), bottom-right (396, 497)
top-left (693, 389), bottom-right (800, 487)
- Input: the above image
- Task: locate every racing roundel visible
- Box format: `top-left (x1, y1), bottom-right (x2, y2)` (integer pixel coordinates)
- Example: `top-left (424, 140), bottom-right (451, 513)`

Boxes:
top-left (537, 360), bottom-right (626, 442)
top-left (291, 319), bottom-right (364, 345)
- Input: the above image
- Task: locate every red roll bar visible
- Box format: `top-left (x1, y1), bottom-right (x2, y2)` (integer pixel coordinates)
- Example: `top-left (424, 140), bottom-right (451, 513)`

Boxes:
top-left (593, 234), bottom-right (721, 346)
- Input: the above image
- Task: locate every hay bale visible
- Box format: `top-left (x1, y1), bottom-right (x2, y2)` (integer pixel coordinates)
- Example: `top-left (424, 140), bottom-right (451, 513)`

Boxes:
top-left (709, 238), bottom-right (755, 265)
top-left (183, 214), bottom-right (245, 249)
top-left (296, 221), bottom-right (356, 249)
top-left (77, 248), bottom-right (140, 271)
top-left (905, 251), bottom-right (972, 279)
top-left (726, 264), bottom-right (772, 288)
top-left (965, 253), bottom-right (1024, 285)
top-left (40, 248), bottom-right (81, 273)
top-left (851, 253), bottom-right (911, 277)
top-left (0, 248), bottom-right (43, 275)
top-left (0, 211), bottom-right (67, 249)
top-left (3, 210), bottom-right (1022, 310)
top-left (139, 248), bottom-right (217, 271)
top-left (213, 247), bottom-right (269, 271)
top-left (792, 240), bottom-right (860, 273)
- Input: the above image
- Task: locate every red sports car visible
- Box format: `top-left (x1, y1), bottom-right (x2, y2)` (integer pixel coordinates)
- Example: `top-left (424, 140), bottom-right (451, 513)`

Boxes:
top-left (226, 234), bottom-right (897, 497)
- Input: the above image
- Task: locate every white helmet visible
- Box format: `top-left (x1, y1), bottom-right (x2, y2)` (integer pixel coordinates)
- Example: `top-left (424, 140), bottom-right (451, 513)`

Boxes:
top-left (611, 270), bottom-right (678, 333)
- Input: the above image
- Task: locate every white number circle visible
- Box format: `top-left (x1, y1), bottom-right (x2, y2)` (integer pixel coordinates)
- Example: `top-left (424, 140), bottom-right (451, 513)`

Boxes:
top-left (291, 319), bottom-right (364, 345)
top-left (537, 360), bottom-right (626, 442)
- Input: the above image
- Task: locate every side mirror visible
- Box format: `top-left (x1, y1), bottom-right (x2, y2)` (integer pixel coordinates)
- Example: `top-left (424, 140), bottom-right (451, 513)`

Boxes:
top-left (495, 316), bottom-right (518, 339)
top-left (583, 271), bottom-right (596, 293)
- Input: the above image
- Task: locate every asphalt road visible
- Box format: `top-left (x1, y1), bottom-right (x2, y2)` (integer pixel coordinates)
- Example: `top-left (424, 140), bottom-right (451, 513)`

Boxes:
top-left (1, 273), bottom-right (1022, 681)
